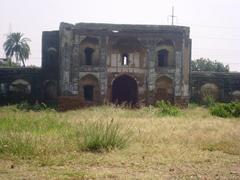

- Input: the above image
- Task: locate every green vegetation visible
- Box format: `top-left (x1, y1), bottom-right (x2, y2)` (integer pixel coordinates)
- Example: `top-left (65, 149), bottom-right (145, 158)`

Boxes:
top-left (203, 95), bottom-right (216, 107)
top-left (79, 120), bottom-right (132, 152)
top-left (16, 101), bottom-right (51, 111)
top-left (210, 102), bottom-right (240, 118)
top-left (3, 32), bottom-right (31, 67)
top-left (155, 100), bottom-right (181, 116)
top-left (0, 106), bottom-right (131, 160)
top-left (191, 58), bottom-right (229, 72)
top-left (0, 104), bottom-right (239, 179)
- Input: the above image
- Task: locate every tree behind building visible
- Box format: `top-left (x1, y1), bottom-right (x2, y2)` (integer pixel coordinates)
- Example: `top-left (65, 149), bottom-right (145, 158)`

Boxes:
top-left (3, 32), bottom-right (31, 67)
top-left (191, 58), bottom-right (229, 72)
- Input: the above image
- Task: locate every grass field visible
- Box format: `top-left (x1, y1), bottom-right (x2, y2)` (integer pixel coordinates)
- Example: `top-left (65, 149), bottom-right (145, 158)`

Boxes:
top-left (0, 105), bottom-right (240, 179)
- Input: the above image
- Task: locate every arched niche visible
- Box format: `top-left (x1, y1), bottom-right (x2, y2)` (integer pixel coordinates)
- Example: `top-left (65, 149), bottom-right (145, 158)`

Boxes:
top-left (156, 40), bottom-right (175, 67)
top-left (44, 80), bottom-right (58, 100)
top-left (79, 74), bottom-right (100, 103)
top-left (155, 76), bottom-right (174, 103)
top-left (9, 79), bottom-right (31, 94)
top-left (110, 37), bottom-right (146, 68)
top-left (112, 37), bottom-right (144, 53)
top-left (200, 83), bottom-right (219, 102)
top-left (79, 36), bottom-right (100, 66)
top-left (46, 47), bottom-right (58, 69)
top-left (232, 90), bottom-right (240, 102)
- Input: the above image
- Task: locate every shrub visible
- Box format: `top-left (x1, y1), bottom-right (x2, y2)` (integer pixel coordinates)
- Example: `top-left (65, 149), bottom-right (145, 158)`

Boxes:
top-left (16, 102), bottom-right (52, 111)
top-left (155, 100), bottom-right (181, 116)
top-left (203, 95), bottom-right (215, 107)
top-left (210, 102), bottom-right (240, 118)
top-left (78, 120), bottom-right (132, 152)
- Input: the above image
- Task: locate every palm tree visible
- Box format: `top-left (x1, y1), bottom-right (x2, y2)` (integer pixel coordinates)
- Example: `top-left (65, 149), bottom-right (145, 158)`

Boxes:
top-left (3, 32), bottom-right (31, 67)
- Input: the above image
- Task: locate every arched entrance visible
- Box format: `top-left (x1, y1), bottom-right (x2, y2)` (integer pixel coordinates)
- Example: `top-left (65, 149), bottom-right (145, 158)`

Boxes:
top-left (112, 75), bottom-right (138, 105)
top-left (79, 74), bottom-right (100, 103)
top-left (155, 76), bottom-right (174, 103)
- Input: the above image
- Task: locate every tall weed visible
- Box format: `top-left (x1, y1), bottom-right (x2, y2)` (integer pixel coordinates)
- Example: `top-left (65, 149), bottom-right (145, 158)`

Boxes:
top-left (78, 120), bottom-right (132, 152)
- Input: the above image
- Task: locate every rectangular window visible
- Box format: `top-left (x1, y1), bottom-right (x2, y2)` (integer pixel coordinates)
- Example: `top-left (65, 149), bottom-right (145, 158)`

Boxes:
top-left (84, 85), bottom-right (94, 101)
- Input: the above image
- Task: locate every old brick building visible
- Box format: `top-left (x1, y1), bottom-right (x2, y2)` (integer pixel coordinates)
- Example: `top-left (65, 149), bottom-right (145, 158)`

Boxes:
top-left (1, 22), bottom-right (240, 109)
top-left (42, 22), bottom-right (192, 108)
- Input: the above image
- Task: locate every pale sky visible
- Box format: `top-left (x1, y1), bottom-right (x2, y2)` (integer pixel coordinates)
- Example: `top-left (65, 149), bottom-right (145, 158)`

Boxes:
top-left (0, 0), bottom-right (240, 71)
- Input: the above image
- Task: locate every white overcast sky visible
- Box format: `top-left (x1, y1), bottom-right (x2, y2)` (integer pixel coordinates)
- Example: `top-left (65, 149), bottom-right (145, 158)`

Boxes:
top-left (0, 0), bottom-right (240, 71)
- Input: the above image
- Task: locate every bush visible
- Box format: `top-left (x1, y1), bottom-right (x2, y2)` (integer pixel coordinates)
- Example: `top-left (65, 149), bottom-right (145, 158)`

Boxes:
top-left (203, 95), bottom-right (215, 107)
top-left (16, 102), bottom-right (52, 111)
top-left (155, 100), bottom-right (181, 116)
top-left (210, 102), bottom-right (240, 118)
top-left (78, 120), bottom-right (132, 152)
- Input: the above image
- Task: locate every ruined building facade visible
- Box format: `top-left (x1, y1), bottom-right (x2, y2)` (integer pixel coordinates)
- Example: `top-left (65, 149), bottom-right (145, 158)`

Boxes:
top-left (1, 23), bottom-right (240, 109)
top-left (42, 22), bottom-right (191, 108)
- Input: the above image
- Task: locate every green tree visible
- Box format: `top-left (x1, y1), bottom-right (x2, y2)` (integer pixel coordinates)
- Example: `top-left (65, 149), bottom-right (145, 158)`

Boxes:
top-left (3, 32), bottom-right (31, 67)
top-left (191, 58), bottom-right (229, 72)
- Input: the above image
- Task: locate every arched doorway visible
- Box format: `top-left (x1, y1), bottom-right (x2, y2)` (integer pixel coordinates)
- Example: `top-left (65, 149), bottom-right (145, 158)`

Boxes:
top-left (112, 75), bottom-right (138, 105)
top-left (200, 83), bottom-right (219, 103)
top-left (9, 79), bottom-right (31, 103)
top-left (79, 74), bottom-right (100, 103)
top-left (155, 76), bottom-right (174, 103)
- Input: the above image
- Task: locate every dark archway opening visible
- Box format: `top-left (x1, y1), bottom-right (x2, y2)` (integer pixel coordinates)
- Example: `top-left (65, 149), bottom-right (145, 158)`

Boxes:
top-left (84, 85), bottom-right (94, 102)
top-left (158, 49), bottom-right (168, 67)
top-left (84, 47), bottom-right (94, 65)
top-left (112, 75), bottom-right (138, 105)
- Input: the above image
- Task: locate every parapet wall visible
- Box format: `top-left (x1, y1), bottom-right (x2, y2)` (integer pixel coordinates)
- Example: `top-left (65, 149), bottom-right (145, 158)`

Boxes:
top-left (0, 68), bottom-right (41, 104)
top-left (190, 71), bottom-right (240, 103)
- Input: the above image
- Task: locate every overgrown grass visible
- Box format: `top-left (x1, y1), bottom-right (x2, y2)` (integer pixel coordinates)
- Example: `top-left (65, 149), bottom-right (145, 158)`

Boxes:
top-left (78, 120), bottom-right (132, 152)
top-left (0, 104), bottom-right (240, 179)
top-left (0, 132), bottom-right (36, 159)
top-left (0, 105), bottom-right (132, 161)
top-left (0, 110), bottom-right (73, 161)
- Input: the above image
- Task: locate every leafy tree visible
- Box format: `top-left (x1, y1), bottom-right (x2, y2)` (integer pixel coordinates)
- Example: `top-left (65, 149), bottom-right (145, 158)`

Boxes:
top-left (191, 58), bottom-right (229, 72)
top-left (3, 32), bottom-right (31, 67)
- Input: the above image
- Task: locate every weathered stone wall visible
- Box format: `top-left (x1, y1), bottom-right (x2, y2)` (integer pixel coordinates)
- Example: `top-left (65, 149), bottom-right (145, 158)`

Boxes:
top-left (42, 31), bottom-right (59, 103)
top-left (0, 23), bottom-right (193, 109)
top-left (58, 22), bottom-right (191, 107)
top-left (190, 72), bottom-right (240, 103)
top-left (0, 68), bottom-right (41, 104)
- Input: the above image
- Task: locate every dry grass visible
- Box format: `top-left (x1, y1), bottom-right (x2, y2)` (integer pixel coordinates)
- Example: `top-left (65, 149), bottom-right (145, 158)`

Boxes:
top-left (0, 105), bottom-right (240, 179)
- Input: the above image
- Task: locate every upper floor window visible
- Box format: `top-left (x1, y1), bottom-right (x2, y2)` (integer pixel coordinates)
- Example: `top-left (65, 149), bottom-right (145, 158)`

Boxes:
top-left (158, 49), bottom-right (168, 67)
top-left (84, 47), bottom-right (94, 65)
top-left (122, 53), bottom-right (129, 66)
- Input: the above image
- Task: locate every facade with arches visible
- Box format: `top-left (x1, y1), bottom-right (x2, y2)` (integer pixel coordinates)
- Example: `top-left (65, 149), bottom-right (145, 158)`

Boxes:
top-left (1, 23), bottom-right (240, 109)
top-left (0, 68), bottom-right (41, 105)
top-left (42, 22), bottom-right (192, 108)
